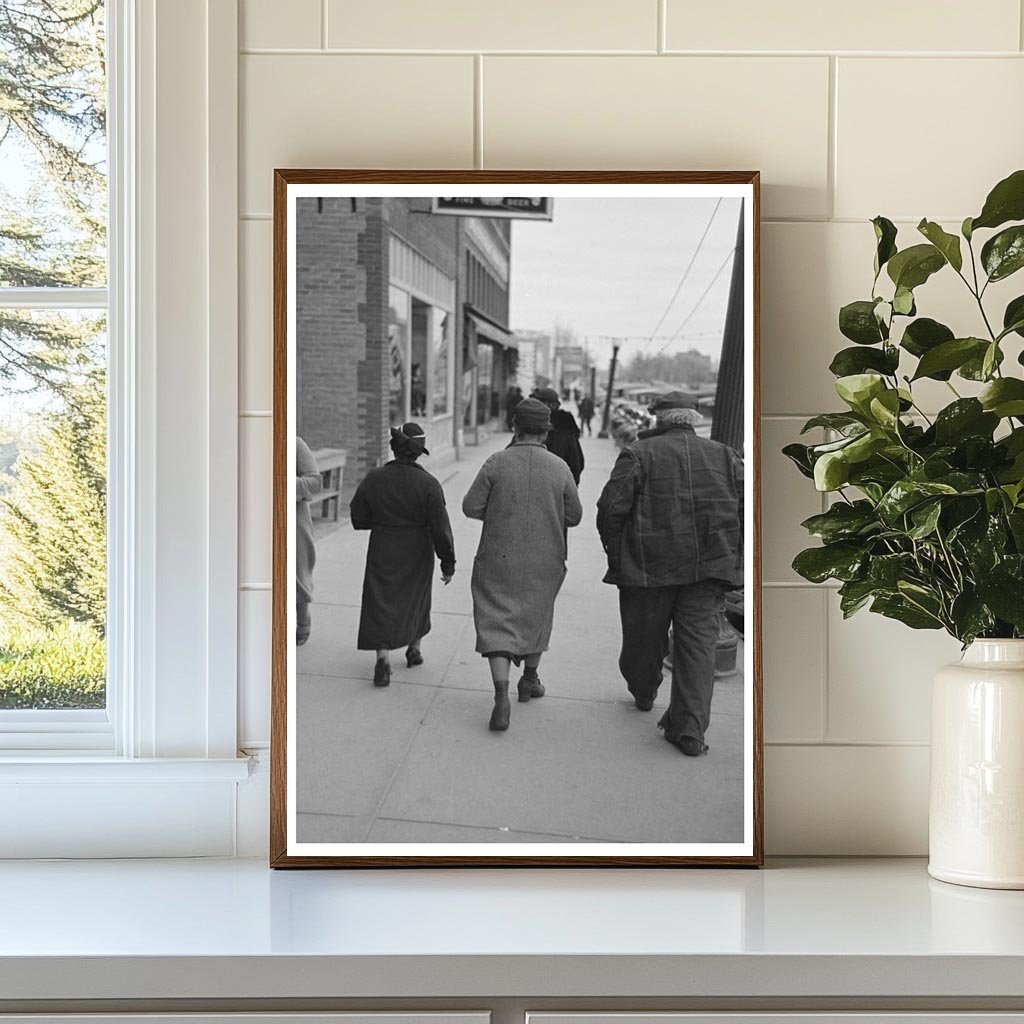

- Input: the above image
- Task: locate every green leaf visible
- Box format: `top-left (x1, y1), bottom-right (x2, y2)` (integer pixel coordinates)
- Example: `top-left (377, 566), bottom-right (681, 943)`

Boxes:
top-left (981, 225), bottom-right (1024, 282)
top-left (976, 578), bottom-right (1024, 629)
top-left (877, 479), bottom-right (958, 524)
top-left (871, 594), bottom-right (944, 630)
top-left (868, 389), bottom-right (902, 430)
top-left (982, 342), bottom-right (1000, 381)
top-left (980, 378), bottom-right (1024, 418)
top-left (892, 286), bottom-right (916, 316)
top-left (835, 373), bottom-right (887, 413)
top-left (950, 592), bottom-right (996, 644)
top-left (814, 450), bottom-right (851, 492)
top-left (800, 413), bottom-right (865, 435)
top-left (908, 500), bottom-right (942, 539)
top-left (782, 442), bottom-right (815, 479)
top-left (917, 219), bottom-right (963, 272)
top-left (911, 337), bottom-right (988, 381)
top-left (838, 578), bottom-right (878, 618)
top-left (962, 216), bottom-right (974, 241)
top-left (792, 542), bottom-right (866, 584)
top-left (800, 501), bottom-right (879, 543)
top-left (886, 243), bottom-right (946, 291)
top-left (1002, 295), bottom-right (1024, 339)
top-left (829, 345), bottom-right (899, 378)
top-left (960, 344), bottom-right (1004, 381)
top-left (872, 216), bottom-right (898, 278)
top-left (934, 399), bottom-right (999, 445)
top-left (839, 299), bottom-right (887, 345)
top-left (900, 317), bottom-right (954, 358)
top-left (971, 168), bottom-right (1024, 232)
top-left (868, 552), bottom-right (915, 587)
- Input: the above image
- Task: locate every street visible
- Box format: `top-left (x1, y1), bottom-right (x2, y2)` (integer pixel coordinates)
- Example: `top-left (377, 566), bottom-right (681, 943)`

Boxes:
top-left (296, 432), bottom-right (745, 844)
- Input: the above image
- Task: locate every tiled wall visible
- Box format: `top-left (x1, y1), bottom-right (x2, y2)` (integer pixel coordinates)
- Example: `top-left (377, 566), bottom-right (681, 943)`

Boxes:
top-left (236, 0), bottom-right (1024, 854)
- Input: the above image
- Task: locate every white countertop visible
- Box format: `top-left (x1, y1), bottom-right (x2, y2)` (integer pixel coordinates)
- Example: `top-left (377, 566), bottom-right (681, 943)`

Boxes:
top-left (3, 857), bottom-right (1024, 1002)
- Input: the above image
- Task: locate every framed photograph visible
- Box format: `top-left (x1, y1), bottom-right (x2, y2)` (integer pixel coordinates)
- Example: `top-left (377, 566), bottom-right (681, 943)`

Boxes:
top-left (271, 170), bottom-right (762, 867)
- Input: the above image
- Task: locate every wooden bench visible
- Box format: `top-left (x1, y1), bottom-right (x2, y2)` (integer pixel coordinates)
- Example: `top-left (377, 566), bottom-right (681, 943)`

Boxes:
top-left (310, 448), bottom-right (346, 521)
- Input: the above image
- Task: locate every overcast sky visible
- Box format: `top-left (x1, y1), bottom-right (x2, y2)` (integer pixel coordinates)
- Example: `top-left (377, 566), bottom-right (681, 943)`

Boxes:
top-left (509, 196), bottom-right (742, 364)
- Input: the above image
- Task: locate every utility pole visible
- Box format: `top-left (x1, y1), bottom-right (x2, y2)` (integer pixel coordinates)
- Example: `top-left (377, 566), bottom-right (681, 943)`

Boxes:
top-left (597, 341), bottom-right (620, 439)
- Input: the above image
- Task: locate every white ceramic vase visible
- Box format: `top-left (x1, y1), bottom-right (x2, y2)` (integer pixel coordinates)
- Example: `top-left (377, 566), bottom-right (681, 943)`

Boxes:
top-left (929, 639), bottom-right (1024, 889)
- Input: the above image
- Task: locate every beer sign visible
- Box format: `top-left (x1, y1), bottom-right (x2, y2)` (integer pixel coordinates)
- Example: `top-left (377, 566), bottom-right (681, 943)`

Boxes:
top-left (431, 196), bottom-right (553, 220)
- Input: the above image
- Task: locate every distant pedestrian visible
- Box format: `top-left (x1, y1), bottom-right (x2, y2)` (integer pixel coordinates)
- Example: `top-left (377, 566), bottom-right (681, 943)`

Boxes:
top-left (296, 437), bottom-right (322, 646)
top-left (462, 398), bottom-right (583, 732)
top-left (350, 423), bottom-right (456, 688)
top-left (596, 392), bottom-right (743, 757)
top-left (531, 386), bottom-right (584, 484)
top-left (504, 385), bottom-right (519, 431)
top-left (578, 394), bottom-right (596, 436)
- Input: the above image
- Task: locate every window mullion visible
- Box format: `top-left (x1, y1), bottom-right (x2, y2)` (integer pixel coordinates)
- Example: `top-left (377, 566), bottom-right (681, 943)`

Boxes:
top-left (0, 287), bottom-right (108, 310)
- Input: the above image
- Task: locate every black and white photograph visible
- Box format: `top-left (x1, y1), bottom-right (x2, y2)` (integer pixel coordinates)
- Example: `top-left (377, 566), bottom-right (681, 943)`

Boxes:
top-left (273, 173), bottom-right (761, 866)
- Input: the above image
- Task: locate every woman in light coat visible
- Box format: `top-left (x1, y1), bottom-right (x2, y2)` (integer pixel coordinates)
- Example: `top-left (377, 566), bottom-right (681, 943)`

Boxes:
top-left (462, 398), bottom-right (583, 731)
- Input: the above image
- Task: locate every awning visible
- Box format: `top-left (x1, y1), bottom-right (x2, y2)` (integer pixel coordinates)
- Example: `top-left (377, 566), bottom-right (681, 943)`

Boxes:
top-left (466, 310), bottom-right (517, 350)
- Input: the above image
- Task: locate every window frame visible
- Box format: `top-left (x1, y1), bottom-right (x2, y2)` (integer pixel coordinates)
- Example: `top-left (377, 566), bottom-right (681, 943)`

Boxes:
top-left (0, 1), bottom-right (122, 750)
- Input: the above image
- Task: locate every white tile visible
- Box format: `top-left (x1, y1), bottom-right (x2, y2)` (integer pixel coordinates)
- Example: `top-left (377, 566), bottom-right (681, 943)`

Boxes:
top-left (836, 58), bottom-right (1024, 221)
top-left (241, 0), bottom-right (321, 50)
top-left (760, 418), bottom-right (824, 584)
top-left (240, 416), bottom-right (273, 586)
top-left (826, 598), bottom-right (961, 744)
top-left (762, 588), bottom-right (824, 743)
top-left (765, 744), bottom-right (929, 854)
top-left (240, 55), bottom-right (474, 214)
top-left (762, 220), bottom-right (1023, 416)
top-left (240, 219), bottom-right (272, 411)
top-left (666, 0), bottom-right (1020, 52)
top-left (328, 0), bottom-right (657, 51)
top-left (482, 56), bottom-right (830, 219)
top-left (239, 589), bottom-right (272, 747)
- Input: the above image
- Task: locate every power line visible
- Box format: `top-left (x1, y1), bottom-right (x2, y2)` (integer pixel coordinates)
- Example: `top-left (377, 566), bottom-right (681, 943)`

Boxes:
top-left (637, 197), bottom-right (723, 356)
top-left (656, 246), bottom-right (736, 357)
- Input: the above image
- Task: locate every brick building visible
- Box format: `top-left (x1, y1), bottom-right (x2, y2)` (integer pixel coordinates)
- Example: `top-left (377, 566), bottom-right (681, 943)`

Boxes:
top-left (295, 198), bottom-right (515, 502)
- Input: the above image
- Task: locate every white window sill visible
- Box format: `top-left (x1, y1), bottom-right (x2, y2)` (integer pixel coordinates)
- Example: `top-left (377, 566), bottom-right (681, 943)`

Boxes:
top-left (0, 755), bottom-right (252, 782)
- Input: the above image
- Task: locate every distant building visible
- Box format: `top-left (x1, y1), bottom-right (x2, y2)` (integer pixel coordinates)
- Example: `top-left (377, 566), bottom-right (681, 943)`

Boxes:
top-left (294, 198), bottom-right (516, 500)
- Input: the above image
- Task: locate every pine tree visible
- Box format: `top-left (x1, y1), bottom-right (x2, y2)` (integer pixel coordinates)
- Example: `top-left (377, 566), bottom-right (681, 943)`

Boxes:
top-left (0, 372), bottom-right (105, 633)
top-left (0, 0), bottom-right (106, 393)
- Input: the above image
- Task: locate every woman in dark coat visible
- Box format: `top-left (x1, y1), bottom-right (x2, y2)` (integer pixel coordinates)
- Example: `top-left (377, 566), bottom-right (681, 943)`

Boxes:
top-left (349, 423), bottom-right (456, 687)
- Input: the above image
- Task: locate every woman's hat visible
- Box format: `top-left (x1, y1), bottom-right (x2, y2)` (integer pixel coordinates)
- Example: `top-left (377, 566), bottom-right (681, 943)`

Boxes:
top-left (390, 421), bottom-right (429, 455)
top-left (531, 386), bottom-right (560, 407)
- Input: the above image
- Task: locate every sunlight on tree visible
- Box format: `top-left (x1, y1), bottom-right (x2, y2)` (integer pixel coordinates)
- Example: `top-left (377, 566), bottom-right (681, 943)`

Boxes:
top-left (0, 0), bottom-right (107, 708)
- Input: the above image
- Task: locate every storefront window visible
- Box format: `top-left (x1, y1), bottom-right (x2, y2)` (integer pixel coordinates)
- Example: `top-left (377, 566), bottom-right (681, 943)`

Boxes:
top-left (432, 309), bottom-right (451, 417)
top-left (388, 286), bottom-right (410, 427)
top-left (410, 300), bottom-right (428, 418)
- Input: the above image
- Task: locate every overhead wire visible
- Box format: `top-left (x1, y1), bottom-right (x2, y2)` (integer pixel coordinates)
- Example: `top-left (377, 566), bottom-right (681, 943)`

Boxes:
top-left (655, 245), bottom-right (737, 357)
top-left (636, 197), bottom-right (723, 356)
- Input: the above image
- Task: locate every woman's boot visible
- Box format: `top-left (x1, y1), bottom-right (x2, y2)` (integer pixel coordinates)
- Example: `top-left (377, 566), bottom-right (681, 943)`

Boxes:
top-left (489, 681), bottom-right (511, 731)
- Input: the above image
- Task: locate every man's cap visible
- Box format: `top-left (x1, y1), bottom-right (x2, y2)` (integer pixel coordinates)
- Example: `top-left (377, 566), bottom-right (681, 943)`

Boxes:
top-left (649, 390), bottom-right (698, 412)
top-left (513, 397), bottom-right (553, 431)
top-left (531, 387), bottom-right (560, 406)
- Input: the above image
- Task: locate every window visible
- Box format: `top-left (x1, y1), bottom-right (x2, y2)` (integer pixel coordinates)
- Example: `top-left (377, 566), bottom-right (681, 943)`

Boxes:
top-left (432, 308), bottom-right (451, 418)
top-left (0, 2), bottom-right (108, 717)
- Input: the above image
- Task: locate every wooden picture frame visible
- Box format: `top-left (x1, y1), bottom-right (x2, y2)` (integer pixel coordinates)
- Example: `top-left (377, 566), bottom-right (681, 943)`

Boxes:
top-left (271, 170), bottom-right (762, 867)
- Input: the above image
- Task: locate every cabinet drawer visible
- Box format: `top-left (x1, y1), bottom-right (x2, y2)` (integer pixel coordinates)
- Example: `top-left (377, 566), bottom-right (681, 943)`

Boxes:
top-left (0, 1016), bottom-right (489, 1024)
top-left (528, 1017), bottom-right (1024, 1024)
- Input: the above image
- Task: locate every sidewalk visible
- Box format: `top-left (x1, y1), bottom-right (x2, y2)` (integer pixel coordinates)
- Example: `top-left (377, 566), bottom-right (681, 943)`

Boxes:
top-left (296, 431), bottom-right (745, 845)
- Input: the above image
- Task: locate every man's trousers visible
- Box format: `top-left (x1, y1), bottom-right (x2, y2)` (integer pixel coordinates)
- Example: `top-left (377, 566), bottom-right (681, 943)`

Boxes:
top-left (617, 580), bottom-right (725, 743)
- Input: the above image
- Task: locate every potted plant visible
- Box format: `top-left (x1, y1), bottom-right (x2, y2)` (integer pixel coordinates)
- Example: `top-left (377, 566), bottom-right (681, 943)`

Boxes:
top-left (785, 169), bottom-right (1024, 889)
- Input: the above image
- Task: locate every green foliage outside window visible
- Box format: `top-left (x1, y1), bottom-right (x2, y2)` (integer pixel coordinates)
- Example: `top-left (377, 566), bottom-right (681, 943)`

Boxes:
top-left (0, 1), bottom-right (107, 708)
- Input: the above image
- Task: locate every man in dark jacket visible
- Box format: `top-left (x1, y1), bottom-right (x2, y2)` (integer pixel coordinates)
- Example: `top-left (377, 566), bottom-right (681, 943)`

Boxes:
top-left (596, 392), bottom-right (744, 757)
top-left (531, 386), bottom-right (584, 484)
